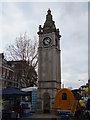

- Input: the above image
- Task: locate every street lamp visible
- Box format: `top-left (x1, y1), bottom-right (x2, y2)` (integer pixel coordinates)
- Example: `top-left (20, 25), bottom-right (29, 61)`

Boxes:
top-left (61, 80), bottom-right (65, 88)
top-left (78, 79), bottom-right (85, 85)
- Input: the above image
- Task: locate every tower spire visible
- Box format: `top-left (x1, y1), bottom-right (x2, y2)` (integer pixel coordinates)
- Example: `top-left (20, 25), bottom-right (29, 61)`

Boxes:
top-left (38, 9), bottom-right (61, 38)
top-left (43, 9), bottom-right (56, 33)
top-left (47, 8), bottom-right (51, 15)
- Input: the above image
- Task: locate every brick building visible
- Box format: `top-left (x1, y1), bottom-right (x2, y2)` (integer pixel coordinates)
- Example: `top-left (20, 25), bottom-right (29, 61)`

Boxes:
top-left (0, 53), bottom-right (15, 89)
top-left (7, 60), bottom-right (28, 88)
top-left (0, 53), bottom-right (37, 89)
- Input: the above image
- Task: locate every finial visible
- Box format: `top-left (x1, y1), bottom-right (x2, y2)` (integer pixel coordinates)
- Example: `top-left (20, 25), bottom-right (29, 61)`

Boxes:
top-left (47, 8), bottom-right (51, 15)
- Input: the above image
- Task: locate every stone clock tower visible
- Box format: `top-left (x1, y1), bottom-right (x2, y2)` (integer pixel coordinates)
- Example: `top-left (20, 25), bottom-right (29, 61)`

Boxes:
top-left (37, 9), bottom-right (61, 112)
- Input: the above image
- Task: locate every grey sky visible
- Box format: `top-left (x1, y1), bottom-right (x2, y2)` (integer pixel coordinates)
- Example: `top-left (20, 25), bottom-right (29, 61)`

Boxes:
top-left (0, 2), bottom-right (88, 89)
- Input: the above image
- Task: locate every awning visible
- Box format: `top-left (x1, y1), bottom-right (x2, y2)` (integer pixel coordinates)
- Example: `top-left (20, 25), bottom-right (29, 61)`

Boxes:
top-left (2, 87), bottom-right (30, 97)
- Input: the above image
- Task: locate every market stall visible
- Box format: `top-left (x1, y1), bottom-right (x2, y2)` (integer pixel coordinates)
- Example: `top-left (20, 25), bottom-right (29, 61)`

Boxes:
top-left (1, 87), bottom-right (30, 119)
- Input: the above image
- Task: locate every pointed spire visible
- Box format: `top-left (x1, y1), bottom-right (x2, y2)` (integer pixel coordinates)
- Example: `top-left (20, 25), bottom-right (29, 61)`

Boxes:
top-left (38, 9), bottom-right (61, 38)
top-left (42, 9), bottom-right (56, 32)
top-left (47, 8), bottom-right (51, 15)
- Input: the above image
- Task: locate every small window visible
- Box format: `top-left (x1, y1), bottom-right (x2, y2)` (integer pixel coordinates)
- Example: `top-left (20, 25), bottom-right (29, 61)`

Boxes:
top-left (62, 92), bottom-right (67, 100)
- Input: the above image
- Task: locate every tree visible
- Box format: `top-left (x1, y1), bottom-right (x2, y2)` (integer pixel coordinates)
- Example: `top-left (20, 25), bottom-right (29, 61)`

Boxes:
top-left (5, 33), bottom-right (38, 87)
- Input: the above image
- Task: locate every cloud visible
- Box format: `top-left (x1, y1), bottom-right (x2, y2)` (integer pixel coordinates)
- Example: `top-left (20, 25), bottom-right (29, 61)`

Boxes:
top-left (55, 2), bottom-right (88, 88)
top-left (0, 2), bottom-right (2, 52)
top-left (1, 0), bottom-right (89, 2)
top-left (1, 2), bottom-right (88, 89)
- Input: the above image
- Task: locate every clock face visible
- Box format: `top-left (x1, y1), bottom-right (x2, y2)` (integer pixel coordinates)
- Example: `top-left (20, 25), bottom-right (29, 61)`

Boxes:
top-left (43, 37), bottom-right (51, 45)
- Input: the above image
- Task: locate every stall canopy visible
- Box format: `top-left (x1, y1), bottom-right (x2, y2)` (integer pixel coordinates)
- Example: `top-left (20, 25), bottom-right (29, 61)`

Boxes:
top-left (2, 87), bottom-right (29, 97)
top-left (21, 87), bottom-right (37, 92)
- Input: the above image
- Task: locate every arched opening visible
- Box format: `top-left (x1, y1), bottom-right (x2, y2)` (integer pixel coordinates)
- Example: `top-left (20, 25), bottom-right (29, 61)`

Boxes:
top-left (43, 92), bottom-right (50, 113)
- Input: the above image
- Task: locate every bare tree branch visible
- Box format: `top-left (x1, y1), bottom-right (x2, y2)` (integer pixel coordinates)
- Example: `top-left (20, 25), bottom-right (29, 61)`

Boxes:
top-left (5, 32), bottom-right (38, 87)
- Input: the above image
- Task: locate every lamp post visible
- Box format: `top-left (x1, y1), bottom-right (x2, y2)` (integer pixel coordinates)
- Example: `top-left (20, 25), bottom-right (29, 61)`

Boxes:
top-left (61, 80), bottom-right (65, 88)
top-left (78, 79), bottom-right (85, 85)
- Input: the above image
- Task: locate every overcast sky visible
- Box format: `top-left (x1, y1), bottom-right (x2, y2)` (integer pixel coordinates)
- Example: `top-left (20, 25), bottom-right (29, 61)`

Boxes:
top-left (0, 1), bottom-right (88, 89)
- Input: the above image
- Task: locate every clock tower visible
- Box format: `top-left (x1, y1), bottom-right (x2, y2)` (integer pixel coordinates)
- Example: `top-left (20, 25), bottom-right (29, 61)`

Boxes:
top-left (37, 9), bottom-right (61, 112)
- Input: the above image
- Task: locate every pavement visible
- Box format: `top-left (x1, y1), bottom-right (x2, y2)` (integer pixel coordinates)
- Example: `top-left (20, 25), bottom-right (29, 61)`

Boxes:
top-left (22, 112), bottom-right (76, 120)
top-left (1, 111), bottom-right (86, 120)
top-left (22, 112), bottom-right (61, 120)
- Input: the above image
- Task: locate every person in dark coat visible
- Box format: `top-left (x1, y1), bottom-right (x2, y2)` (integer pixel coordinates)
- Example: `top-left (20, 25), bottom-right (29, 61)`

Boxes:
top-left (15, 100), bottom-right (23, 119)
top-left (86, 98), bottom-right (90, 110)
top-left (86, 98), bottom-right (90, 120)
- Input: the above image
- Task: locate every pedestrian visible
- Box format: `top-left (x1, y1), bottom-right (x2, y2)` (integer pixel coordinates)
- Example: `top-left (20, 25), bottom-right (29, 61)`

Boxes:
top-left (15, 99), bottom-right (23, 120)
top-left (86, 98), bottom-right (90, 110)
top-left (75, 99), bottom-right (86, 119)
top-left (86, 98), bottom-right (90, 120)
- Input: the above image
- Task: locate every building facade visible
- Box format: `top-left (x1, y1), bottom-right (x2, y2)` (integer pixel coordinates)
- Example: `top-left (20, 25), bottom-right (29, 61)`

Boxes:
top-left (0, 53), bottom-right (16, 89)
top-left (7, 60), bottom-right (28, 88)
top-left (0, 53), bottom-right (29, 89)
top-left (0, 53), bottom-right (2, 90)
top-left (37, 9), bottom-right (61, 112)
top-left (0, 53), bottom-right (37, 89)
